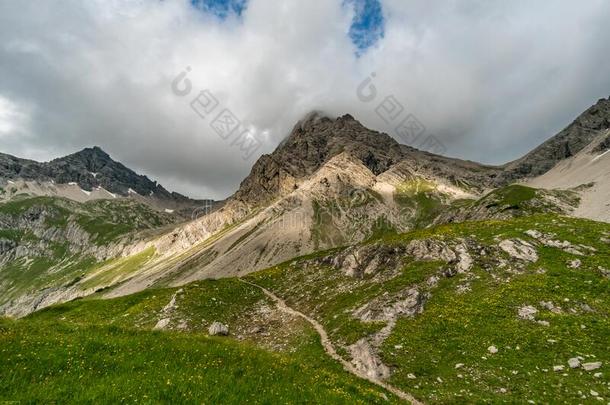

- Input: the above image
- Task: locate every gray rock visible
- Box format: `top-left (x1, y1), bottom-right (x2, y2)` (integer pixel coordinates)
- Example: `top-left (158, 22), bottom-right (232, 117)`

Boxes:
top-left (349, 339), bottom-right (391, 380)
top-left (582, 362), bottom-right (602, 371)
top-left (353, 288), bottom-right (424, 322)
top-left (208, 322), bottom-right (229, 336)
top-left (498, 97), bottom-right (610, 183)
top-left (154, 318), bottom-right (170, 330)
top-left (518, 305), bottom-right (538, 320)
top-left (540, 301), bottom-right (562, 314)
top-left (567, 259), bottom-right (582, 269)
top-left (499, 239), bottom-right (538, 262)
top-left (525, 229), bottom-right (542, 239)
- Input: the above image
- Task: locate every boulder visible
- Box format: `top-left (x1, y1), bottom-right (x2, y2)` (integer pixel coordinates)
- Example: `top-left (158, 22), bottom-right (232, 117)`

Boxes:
top-left (518, 305), bottom-right (538, 320)
top-left (154, 318), bottom-right (170, 330)
top-left (499, 239), bottom-right (538, 262)
top-left (582, 362), bottom-right (602, 371)
top-left (208, 322), bottom-right (229, 336)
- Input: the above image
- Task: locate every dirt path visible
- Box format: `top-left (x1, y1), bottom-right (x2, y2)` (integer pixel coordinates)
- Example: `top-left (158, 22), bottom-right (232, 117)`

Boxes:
top-left (240, 279), bottom-right (423, 405)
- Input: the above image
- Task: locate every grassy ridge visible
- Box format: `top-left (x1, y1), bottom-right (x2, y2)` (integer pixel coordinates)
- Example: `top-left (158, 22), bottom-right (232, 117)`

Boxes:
top-left (0, 196), bottom-right (177, 309)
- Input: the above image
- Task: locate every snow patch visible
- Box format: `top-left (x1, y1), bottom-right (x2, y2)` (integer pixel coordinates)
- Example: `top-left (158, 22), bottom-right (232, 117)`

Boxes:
top-left (81, 189), bottom-right (91, 196)
top-left (7, 180), bottom-right (15, 184)
top-left (95, 186), bottom-right (117, 199)
top-left (164, 209), bottom-right (175, 214)
top-left (128, 188), bottom-right (139, 196)
top-left (68, 182), bottom-right (78, 186)
top-left (90, 172), bottom-right (98, 178)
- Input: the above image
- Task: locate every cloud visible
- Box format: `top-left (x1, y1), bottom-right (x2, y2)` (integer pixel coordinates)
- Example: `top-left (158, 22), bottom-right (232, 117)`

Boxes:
top-left (0, 0), bottom-right (609, 199)
top-left (0, 96), bottom-right (30, 138)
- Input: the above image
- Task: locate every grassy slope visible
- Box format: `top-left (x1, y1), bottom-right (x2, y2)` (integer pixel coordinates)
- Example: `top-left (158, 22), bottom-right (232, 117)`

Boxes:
top-left (0, 279), bottom-right (397, 403)
top-left (0, 196), bottom-right (176, 245)
top-left (0, 320), bottom-right (392, 404)
top-left (250, 214), bottom-right (610, 403)
top-left (0, 197), bottom-right (175, 307)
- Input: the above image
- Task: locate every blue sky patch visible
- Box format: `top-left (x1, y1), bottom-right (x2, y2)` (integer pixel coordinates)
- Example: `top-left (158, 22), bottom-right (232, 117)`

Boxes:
top-left (345, 0), bottom-right (385, 54)
top-left (190, 0), bottom-right (384, 53)
top-left (191, 0), bottom-right (247, 20)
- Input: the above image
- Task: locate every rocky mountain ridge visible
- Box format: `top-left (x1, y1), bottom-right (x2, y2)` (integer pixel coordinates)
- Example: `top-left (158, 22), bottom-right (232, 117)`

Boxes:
top-left (233, 112), bottom-right (501, 210)
top-left (232, 96), bottom-right (610, 213)
top-left (499, 96), bottom-right (610, 182)
top-left (0, 147), bottom-right (215, 218)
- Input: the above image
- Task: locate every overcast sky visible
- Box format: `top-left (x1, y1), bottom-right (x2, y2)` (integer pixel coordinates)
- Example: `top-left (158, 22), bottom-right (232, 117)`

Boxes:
top-left (1, 0), bottom-right (609, 199)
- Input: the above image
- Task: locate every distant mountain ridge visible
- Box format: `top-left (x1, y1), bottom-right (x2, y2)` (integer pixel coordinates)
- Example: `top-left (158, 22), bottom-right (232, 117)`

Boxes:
top-left (0, 146), bottom-right (215, 218)
top-left (2, 146), bottom-right (177, 198)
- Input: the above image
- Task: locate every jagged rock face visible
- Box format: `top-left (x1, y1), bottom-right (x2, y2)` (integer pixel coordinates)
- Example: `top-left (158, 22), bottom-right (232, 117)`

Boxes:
top-left (51, 147), bottom-right (175, 197)
top-left (233, 114), bottom-right (407, 207)
top-left (500, 97), bottom-right (610, 183)
top-left (329, 243), bottom-right (407, 279)
top-left (277, 113), bottom-right (404, 177)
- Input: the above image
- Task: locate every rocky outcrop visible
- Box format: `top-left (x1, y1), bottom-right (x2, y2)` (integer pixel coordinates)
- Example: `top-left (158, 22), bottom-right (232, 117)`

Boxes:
top-left (329, 244), bottom-right (407, 279)
top-left (498, 239), bottom-right (539, 262)
top-left (499, 97), bottom-right (610, 183)
top-left (232, 112), bottom-right (500, 209)
top-left (524, 229), bottom-right (586, 256)
top-left (2, 147), bottom-right (162, 197)
top-left (353, 288), bottom-right (425, 323)
top-left (328, 238), bottom-right (476, 280)
top-left (349, 339), bottom-right (391, 380)
top-left (405, 239), bottom-right (474, 274)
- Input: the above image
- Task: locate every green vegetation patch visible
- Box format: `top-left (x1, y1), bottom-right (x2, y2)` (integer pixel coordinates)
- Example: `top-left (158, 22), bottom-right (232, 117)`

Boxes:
top-left (80, 247), bottom-right (156, 289)
top-left (394, 178), bottom-right (447, 229)
top-left (0, 320), bottom-right (392, 404)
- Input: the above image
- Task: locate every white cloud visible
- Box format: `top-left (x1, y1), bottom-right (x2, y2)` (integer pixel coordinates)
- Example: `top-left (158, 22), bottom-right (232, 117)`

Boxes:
top-left (0, 0), bottom-right (609, 199)
top-left (0, 96), bottom-right (30, 138)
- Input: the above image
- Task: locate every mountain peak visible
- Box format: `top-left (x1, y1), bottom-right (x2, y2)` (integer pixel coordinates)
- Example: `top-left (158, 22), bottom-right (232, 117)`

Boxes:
top-left (89, 145), bottom-right (110, 156)
top-left (233, 113), bottom-right (405, 207)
